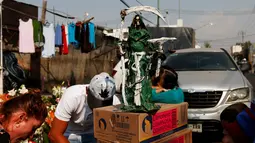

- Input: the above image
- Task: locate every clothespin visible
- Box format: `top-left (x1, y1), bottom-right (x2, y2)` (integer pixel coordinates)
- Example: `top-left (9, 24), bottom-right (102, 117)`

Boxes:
top-left (84, 12), bottom-right (89, 21)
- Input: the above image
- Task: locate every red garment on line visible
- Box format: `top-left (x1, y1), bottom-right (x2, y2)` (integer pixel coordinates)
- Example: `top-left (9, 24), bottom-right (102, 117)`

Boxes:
top-left (61, 25), bottom-right (68, 55)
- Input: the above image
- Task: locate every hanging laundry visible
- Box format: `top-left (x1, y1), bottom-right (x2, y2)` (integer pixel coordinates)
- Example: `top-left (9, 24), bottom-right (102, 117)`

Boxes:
top-left (55, 24), bottom-right (62, 47)
top-left (32, 20), bottom-right (44, 47)
top-left (65, 25), bottom-right (69, 45)
top-left (81, 23), bottom-right (92, 53)
top-left (61, 25), bottom-right (68, 54)
top-left (68, 22), bottom-right (79, 48)
top-left (19, 18), bottom-right (35, 53)
top-left (42, 23), bottom-right (55, 58)
top-left (88, 22), bottom-right (96, 49)
top-left (75, 21), bottom-right (82, 42)
top-left (58, 46), bottom-right (63, 55)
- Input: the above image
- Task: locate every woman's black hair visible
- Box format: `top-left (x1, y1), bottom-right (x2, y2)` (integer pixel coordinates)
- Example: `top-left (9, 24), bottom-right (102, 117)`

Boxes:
top-left (161, 66), bottom-right (179, 89)
top-left (149, 50), bottom-right (179, 89)
top-left (151, 65), bottom-right (179, 89)
top-left (220, 102), bottom-right (248, 122)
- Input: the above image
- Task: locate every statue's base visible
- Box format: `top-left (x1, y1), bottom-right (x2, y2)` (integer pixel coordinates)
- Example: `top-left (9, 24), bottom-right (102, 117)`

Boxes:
top-left (93, 102), bottom-right (189, 143)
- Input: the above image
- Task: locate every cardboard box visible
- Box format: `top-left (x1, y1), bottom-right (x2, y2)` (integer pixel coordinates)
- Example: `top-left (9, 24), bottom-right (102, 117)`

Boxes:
top-left (94, 102), bottom-right (188, 143)
top-left (97, 129), bottom-right (192, 143)
top-left (152, 129), bottom-right (192, 143)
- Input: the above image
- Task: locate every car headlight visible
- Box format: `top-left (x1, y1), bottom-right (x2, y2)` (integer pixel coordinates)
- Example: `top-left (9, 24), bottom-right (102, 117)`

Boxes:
top-left (227, 88), bottom-right (249, 102)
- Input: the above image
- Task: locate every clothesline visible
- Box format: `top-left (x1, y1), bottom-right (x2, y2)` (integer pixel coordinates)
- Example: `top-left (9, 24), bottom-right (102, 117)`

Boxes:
top-left (23, 2), bottom-right (80, 19)
top-left (18, 20), bottom-right (97, 55)
top-left (2, 4), bottom-right (79, 21)
top-left (2, 2), bottom-right (100, 57)
top-left (3, 4), bottom-right (108, 30)
top-left (46, 9), bottom-right (75, 19)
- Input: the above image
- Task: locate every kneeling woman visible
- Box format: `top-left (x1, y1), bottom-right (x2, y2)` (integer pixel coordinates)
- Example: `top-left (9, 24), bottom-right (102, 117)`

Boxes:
top-left (151, 66), bottom-right (184, 104)
top-left (0, 93), bottom-right (47, 143)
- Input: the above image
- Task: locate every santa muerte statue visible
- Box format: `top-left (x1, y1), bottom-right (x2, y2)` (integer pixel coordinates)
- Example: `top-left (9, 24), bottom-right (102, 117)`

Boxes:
top-left (118, 6), bottom-right (176, 112)
top-left (118, 6), bottom-right (169, 112)
top-left (120, 14), bottom-right (159, 112)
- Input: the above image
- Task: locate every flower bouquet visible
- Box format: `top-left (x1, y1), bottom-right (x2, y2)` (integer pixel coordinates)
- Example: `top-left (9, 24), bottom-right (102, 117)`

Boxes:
top-left (0, 84), bottom-right (30, 104)
top-left (32, 82), bottom-right (66, 143)
top-left (42, 82), bottom-right (66, 127)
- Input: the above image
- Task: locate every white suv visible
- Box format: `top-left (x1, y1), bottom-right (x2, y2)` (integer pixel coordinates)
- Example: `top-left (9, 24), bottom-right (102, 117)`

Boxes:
top-left (112, 48), bottom-right (254, 142)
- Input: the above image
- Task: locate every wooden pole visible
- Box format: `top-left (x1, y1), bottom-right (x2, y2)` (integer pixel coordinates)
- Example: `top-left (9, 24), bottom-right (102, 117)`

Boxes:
top-left (34, 0), bottom-right (47, 91)
top-left (41, 0), bottom-right (50, 82)
top-left (41, 0), bottom-right (47, 24)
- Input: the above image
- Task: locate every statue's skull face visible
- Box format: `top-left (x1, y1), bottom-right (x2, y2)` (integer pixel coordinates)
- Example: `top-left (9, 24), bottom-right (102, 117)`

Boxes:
top-left (135, 16), bottom-right (140, 26)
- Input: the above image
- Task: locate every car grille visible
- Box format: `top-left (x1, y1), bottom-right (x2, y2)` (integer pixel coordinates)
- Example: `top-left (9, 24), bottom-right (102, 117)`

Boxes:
top-left (189, 120), bottom-right (223, 142)
top-left (184, 91), bottom-right (222, 108)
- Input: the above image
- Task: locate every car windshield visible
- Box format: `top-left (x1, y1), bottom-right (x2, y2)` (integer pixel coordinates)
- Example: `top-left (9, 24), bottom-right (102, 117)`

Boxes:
top-left (162, 52), bottom-right (237, 71)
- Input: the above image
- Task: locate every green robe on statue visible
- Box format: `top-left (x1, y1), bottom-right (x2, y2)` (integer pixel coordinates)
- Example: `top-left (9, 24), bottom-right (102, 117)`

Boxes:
top-left (121, 15), bottom-right (160, 113)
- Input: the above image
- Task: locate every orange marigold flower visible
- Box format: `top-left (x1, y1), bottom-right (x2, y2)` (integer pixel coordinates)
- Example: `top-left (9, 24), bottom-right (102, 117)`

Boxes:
top-left (0, 94), bottom-right (10, 102)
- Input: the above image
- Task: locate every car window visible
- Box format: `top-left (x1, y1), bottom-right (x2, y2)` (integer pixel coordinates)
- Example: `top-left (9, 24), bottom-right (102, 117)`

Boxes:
top-left (162, 52), bottom-right (237, 71)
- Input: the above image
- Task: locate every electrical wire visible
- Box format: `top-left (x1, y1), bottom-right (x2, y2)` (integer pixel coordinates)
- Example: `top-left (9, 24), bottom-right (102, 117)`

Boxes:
top-left (46, 9), bottom-right (75, 19)
top-left (246, 17), bottom-right (255, 31)
top-left (197, 36), bottom-right (239, 42)
top-left (161, 8), bottom-right (255, 16)
top-left (197, 33), bottom-right (255, 42)
top-left (14, 1), bottom-right (80, 18)
top-left (136, 0), bottom-right (144, 6)
top-left (240, 5), bottom-right (255, 31)
top-left (4, 1), bottom-right (255, 45)
top-left (119, 0), bottom-right (156, 25)
top-left (95, 12), bottom-right (153, 25)
top-left (3, 4), bottom-right (78, 20)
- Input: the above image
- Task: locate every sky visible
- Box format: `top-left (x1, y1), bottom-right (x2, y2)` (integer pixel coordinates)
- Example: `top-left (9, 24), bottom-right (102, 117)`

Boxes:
top-left (16, 0), bottom-right (255, 48)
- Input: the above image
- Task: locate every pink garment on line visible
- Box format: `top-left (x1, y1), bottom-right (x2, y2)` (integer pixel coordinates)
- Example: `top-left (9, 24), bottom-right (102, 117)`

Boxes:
top-left (19, 19), bottom-right (35, 53)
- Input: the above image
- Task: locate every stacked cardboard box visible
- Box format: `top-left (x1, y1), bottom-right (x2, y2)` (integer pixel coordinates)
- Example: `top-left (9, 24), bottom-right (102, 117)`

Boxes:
top-left (94, 102), bottom-right (192, 143)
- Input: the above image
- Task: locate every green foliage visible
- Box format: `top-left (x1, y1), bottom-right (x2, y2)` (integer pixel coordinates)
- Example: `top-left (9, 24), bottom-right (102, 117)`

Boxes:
top-left (236, 41), bottom-right (252, 49)
top-left (204, 42), bottom-right (211, 48)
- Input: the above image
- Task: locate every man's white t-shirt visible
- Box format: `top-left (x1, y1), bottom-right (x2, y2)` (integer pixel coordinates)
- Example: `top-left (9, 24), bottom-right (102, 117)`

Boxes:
top-left (55, 84), bottom-right (93, 136)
